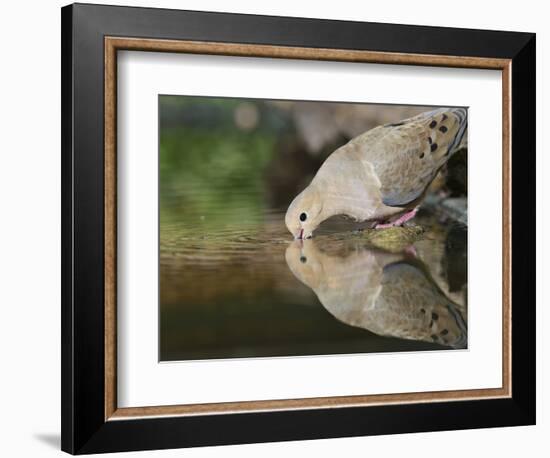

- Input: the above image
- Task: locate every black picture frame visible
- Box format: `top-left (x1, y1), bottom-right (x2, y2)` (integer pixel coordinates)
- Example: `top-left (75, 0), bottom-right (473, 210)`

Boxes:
top-left (61, 3), bottom-right (535, 454)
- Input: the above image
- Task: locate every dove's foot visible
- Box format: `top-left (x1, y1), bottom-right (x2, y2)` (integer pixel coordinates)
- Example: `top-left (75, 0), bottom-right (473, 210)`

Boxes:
top-left (404, 245), bottom-right (418, 257)
top-left (375, 208), bottom-right (418, 229)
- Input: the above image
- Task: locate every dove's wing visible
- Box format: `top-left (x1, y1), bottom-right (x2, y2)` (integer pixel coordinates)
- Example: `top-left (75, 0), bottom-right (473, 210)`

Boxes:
top-left (352, 108), bottom-right (468, 207)
top-left (370, 261), bottom-right (467, 348)
top-left (286, 242), bottom-right (467, 348)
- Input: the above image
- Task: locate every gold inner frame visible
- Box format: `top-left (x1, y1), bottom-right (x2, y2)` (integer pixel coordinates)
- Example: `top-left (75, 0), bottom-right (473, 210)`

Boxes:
top-left (104, 36), bottom-right (512, 421)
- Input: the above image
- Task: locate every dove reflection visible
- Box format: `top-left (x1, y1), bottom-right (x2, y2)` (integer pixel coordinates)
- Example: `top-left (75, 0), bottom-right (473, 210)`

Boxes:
top-left (285, 240), bottom-right (467, 349)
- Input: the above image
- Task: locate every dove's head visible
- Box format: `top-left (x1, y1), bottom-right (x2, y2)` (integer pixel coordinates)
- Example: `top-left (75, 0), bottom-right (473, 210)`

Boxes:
top-left (285, 185), bottom-right (324, 239)
top-left (285, 240), bottom-right (325, 289)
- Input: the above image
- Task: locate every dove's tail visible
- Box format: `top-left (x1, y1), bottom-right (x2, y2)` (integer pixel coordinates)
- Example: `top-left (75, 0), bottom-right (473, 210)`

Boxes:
top-left (446, 301), bottom-right (468, 349)
top-left (419, 107), bottom-right (468, 162)
top-left (446, 107), bottom-right (468, 154)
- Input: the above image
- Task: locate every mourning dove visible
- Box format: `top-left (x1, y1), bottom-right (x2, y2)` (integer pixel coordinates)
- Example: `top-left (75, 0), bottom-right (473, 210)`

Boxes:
top-left (285, 108), bottom-right (467, 239)
top-left (285, 241), bottom-right (467, 348)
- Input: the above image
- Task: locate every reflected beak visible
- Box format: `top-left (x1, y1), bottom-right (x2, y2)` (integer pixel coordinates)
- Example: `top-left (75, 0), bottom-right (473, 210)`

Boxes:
top-left (296, 228), bottom-right (304, 240)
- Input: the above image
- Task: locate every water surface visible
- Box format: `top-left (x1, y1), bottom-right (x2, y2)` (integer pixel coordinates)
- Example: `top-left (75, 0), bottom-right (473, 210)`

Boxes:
top-left (160, 199), bottom-right (467, 361)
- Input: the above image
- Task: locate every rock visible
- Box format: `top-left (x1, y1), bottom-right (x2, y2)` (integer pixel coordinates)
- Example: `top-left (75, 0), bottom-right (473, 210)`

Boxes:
top-left (422, 195), bottom-right (468, 226)
top-left (440, 198), bottom-right (468, 226)
top-left (356, 225), bottom-right (425, 252)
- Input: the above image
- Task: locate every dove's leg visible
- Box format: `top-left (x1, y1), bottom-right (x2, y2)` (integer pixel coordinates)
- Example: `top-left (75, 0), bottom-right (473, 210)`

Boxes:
top-left (404, 245), bottom-right (418, 257)
top-left (375, 208), bottom-right (418, 229)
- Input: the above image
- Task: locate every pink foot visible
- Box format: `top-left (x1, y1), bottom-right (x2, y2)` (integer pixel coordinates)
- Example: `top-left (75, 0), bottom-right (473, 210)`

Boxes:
top-left (375, 208), bottom-right (418, 229)
top-left (404, 245), bottom-right (418, 257)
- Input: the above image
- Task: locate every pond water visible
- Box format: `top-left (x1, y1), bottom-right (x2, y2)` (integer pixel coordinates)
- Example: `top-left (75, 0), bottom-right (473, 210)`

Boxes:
top-left (160, 199), bottom-right (467, 362)
top-left (159, 96), bottom-right (467, 362)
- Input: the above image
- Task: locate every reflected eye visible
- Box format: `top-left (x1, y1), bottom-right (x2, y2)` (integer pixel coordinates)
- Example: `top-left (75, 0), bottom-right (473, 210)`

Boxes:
top-left (300, 256), bottom-right (307, 263)
top-left (299, 212), bottom-right (307, 222)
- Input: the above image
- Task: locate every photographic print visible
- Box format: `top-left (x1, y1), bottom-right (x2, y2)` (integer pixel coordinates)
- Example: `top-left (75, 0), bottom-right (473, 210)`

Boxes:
top-left (159, 96), bottom-right (468, 362)
top-left (62, 6), bottom-right (535, 452)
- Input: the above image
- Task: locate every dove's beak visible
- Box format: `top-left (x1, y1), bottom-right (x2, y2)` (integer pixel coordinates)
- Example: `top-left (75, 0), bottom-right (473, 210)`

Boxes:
top-left (295, 229), bottom-right (314, 239)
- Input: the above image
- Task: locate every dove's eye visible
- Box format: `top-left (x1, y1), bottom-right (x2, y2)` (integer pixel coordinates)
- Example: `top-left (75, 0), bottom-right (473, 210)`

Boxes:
top-left (299, 212), bottom-right (307, 222)
top-left (300, 256), bottom-right (307, 263)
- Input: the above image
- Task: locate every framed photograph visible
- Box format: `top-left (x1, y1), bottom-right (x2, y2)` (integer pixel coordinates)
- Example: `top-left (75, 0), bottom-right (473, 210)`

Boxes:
top-left (61, 3), bottom-right (536, 454)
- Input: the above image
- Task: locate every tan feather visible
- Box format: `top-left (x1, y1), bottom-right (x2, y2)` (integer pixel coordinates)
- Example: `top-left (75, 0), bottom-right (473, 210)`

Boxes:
top-left (285, 108), bottom-right (467, 238)
top-left (285, 240), bottom-right (467, 348)
top-left (351, 107), bottom-right (467, 206)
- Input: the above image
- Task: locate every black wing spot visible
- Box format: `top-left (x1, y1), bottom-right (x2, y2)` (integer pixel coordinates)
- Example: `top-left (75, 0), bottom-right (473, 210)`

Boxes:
top-left (439, 125), bottom-right (448, 133)
top-left (428, 136), bottom-right (432, 144)
top-left (385, 121), bottom-right (405, 127)
top-left (430, 143), bottom-right (438, 153)
top-left (429, 120), bottom-right (437, 128)
top-left (419, 152), bottom-right (425, 159)
top-left (442, 114), bottom-right (448, 121)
